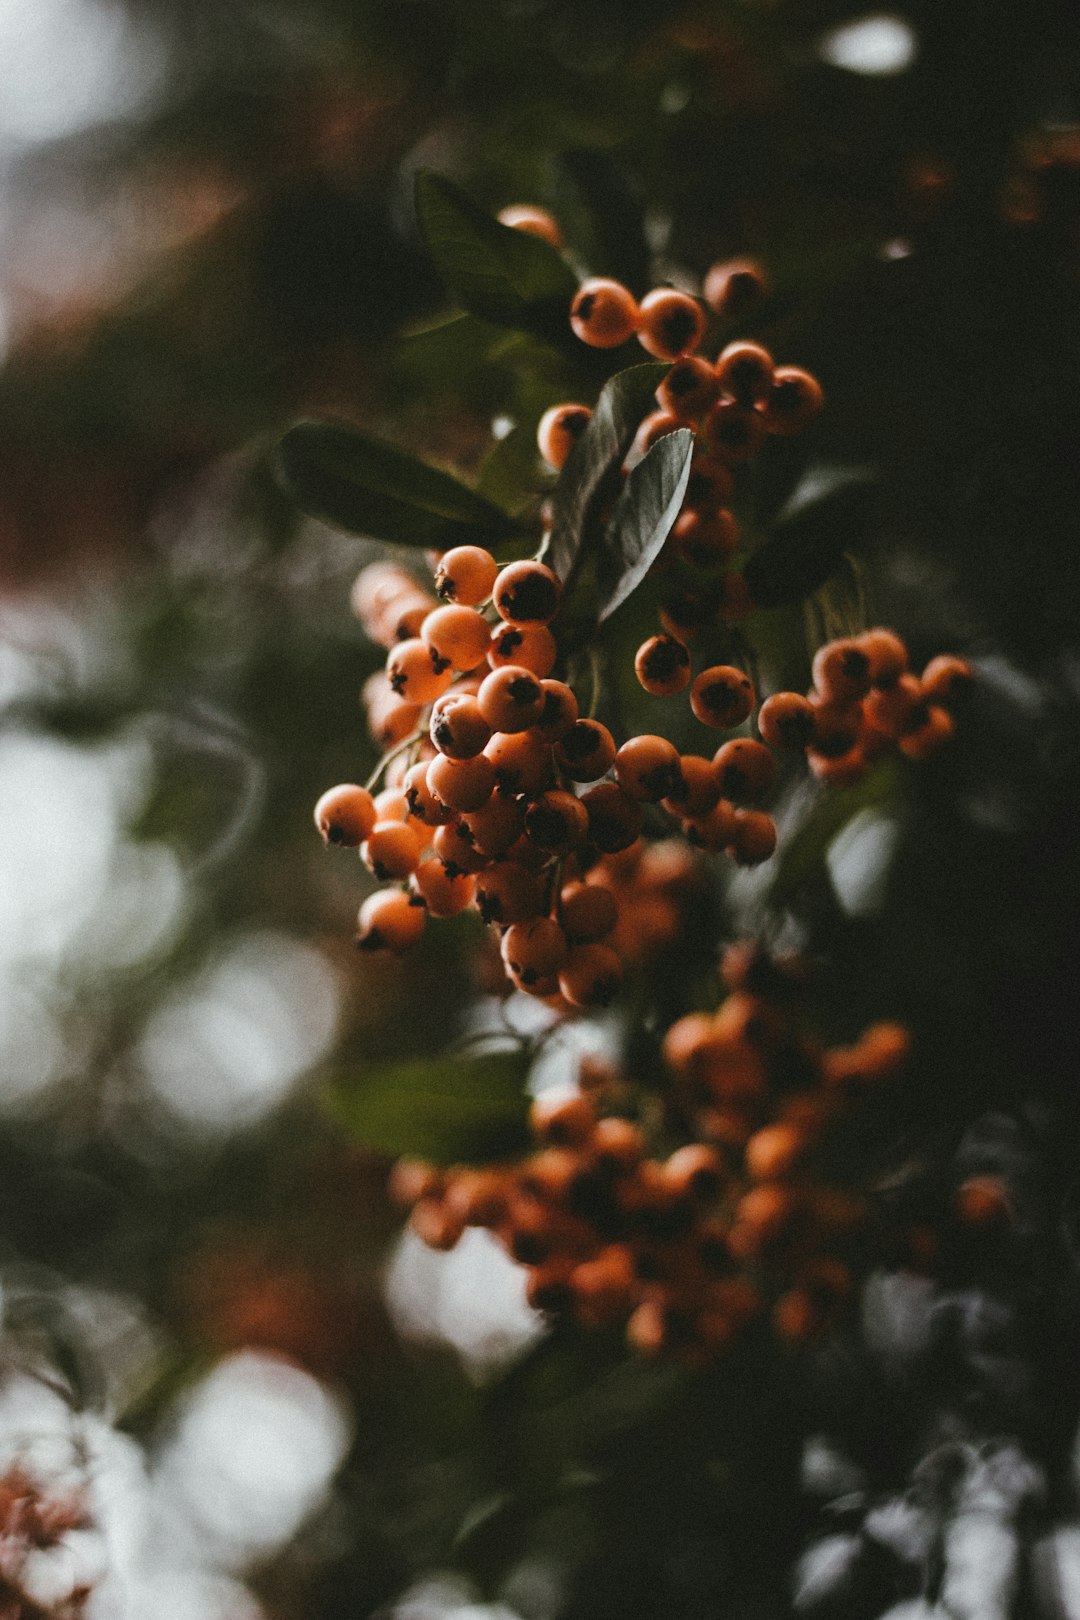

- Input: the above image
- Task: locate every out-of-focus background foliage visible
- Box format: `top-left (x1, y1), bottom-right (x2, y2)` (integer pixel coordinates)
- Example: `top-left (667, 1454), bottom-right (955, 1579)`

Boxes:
top-left (2, 2), bottom-right (1080, 1617)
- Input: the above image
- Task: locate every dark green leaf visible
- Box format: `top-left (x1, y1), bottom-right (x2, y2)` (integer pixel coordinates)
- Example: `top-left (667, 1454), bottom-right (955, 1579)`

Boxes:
top-left (415, 172), bottom-right (578, 342)
top-left (769, 755), bottom-right (905, 906)
top-left (278, 420), bottom-right (519, 547)
top-left (547, 363), bottom-right (668, 585)
top-left (599, 429), bottom-right (694, 623)
top-left (325, 1046), bottom-right (532, 1164)
top-left (476, 424), bottom-right (543, 514)
top-left (744, 475), bottom-right (879, 609)
top-left (557, 149), bottom-right (650, 296)
top-left (752, 436), bottom-right (812, 529)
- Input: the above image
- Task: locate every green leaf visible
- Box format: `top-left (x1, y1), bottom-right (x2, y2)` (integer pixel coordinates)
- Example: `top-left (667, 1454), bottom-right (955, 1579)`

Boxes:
top-left (744, 474), bottom-right (879, 609)
top-left (769, 755), bottom-right (905, 906)
top-left (599, 429), bottom-right (694, 623)
top-left (557, 148), bottom-right (650, 297)
top-left (415, 172), bottom-right (578, 342)
top-left (278, 420), bottom-right (520, 548)
top-left (325, 1046), bottom-right (532, 1164)
top-left (547, 362), bottom-right (668, 585)
top-left (476, 424), bottom-right (543, 514)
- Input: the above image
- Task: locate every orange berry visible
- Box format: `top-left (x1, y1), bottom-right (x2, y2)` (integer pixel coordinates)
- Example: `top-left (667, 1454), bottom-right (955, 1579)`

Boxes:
top-left (493, 560), bottom-right (562, 625)
top-left (630, 409), bottom-right (683, 460)
top-left (477, 665), bottom-right (546, 732)
top-left (463, 793), bottom-right (526, 858)
top-left (659, 590), bottom-right (712, 641)
top-left (663, 755), bottom-right (720, 819)
top-left (373, 788), bottom-right (412, 822)
top-left (704, 399), bottom-right (767, 464)
top-left (377, 595), bottom-right (439, 648)
top-left (537, 403), bottom-right (592, 470)
top-left (655, 355), bottom-right (719, 420)
top-left (433, 544), bottom-right (498, 606)
top-left (745, 1122), bottom-right (804, 1180)
top-left (663, 1144), bottom-right (724, 1201)
top-left (570, 277), bottom-right (639, 348)
top-left (485, 729), bottom-right (553, 796)
top-left (856, 627), bottom-right (908, 687)
top-left (810, 696), bottom-right (863, 758)
top-left (728, 809), bottom-right (777, 865)
top-left (555, 719), bottom-right (617, 782)
top-left (812, 638), bottom-right (872, 703)
top-left (714, 340), bottom-right (774, 406)
top-left (403, 761), bottom-right (454, 826)
top-left (529, 1090), bottom-right (596, 1145)
top-left (429, 692), bottom-right (492, 760)
top-left (503, 918), bottom-right (569, 988)
top-left (427, 752), bottom-right (497, 814)
top-left (671, 507), bottom-right (739, 568)
top-left (489, 621), bottom-right (558, 676)
top-left (432, 819), bottom-right (490, 878)
top-left (773, 1287), bottom-right (821, 1343)
top-left (356, 888), bottom-right (426, 951)
top-left (898, 704), bottom-right (954, 761)
top-left (757, 692), bottom-right (815, 751)
top-left (497, 204), bottom-right (564, 247)
top-left (524, 789), bottom-right (589, 853)
top-left (473, 861), bottom-right (544, 926)
top-left (684, 797), bottom-right (738, 852)
top-left (558, 944), bottom-right (623, 1008)
top-left (712, 738), bottom-right (776, 803)
top-left (559, 880), bottom-right (619, 943)
top-left (421, 604), bottom-right (492, 671)
top-left (920, 654), bottom-right (973, 704)
top-left (361, 818), bottom-right (426, 880)
top-left (614, 734), bottom-right (684, 802)
top-left (637, 288), bottom-right (707, 360)
top-left (532, 678), bottom-right (579, 741)
top-left (686, 449), bottom-right (735, 508)
top-left (314, 784), bottom-right (377, 847)
top-left (702, 257), bottom-right (767, 318)
top-left (863, 672), bottom-right (924, 738)
top-left (409, 858), bottom-right (476, 918)
top-left (690, 665), bottom-right (755, 729)
top-left (387, 1156), bottom-right (442, 1207)
top-left (580, 783), bottom-right (644, 853)
top-left (762, 367), bottom-right (824, 436)
top-left (635, 633), bottom-right (691, 696)
top-left (955, 1175), bottom-right (1012, 1228)
top-left (386, 637), bottom-right (454, 705)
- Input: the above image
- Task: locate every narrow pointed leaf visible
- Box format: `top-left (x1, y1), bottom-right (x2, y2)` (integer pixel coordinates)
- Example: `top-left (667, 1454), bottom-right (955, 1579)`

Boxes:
top-left (415, 171), bottom-right (578, 341)
top-left (547, 362), bottom-right (668, 584)
top-left (745, 475), bottom-right (879, 609)
top-left (278, 419), bottom-right (519, 547)
top-left (598, 429), bottom-right (694, 622)
top-left (325, 1047), bottom-right (532, 1164)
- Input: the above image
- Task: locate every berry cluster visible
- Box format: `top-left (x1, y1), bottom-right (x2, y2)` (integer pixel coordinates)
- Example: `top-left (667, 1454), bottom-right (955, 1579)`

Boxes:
top-left (540, 301), bottom-right (823, 638)
top-left (759, 632), bottom-right (972, 785)
top-left (392, 945), bottom-right (911, 1360)
top-left (318, 546), bottom-right (791, 998)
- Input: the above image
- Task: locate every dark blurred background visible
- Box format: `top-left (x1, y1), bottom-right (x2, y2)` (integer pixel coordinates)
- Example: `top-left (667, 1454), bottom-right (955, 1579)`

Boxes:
top-left (1, 3), bottom-right (1079, 1617)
